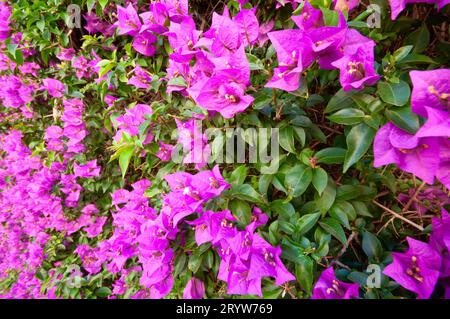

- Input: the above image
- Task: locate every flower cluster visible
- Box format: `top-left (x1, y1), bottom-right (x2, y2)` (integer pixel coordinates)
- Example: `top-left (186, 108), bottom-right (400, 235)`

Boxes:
top-left (115, 2), bottom-right (255, 119)
top-left (191, 207), bottom-right (295, 296)
top-left (267, 3), bottom-right (379, 92)
top-left (383, 210), bottom-right (450, 299)
top-left (311, 267), bottom-right (359, 299)
top-left (0, 130), bottom-right (102, 297)
top-left (374, 69), bottom-right (450, 189)
top-left (1, 0), bottom-right (449, 300)
top-left (388, 0), bottom-right (449, 20)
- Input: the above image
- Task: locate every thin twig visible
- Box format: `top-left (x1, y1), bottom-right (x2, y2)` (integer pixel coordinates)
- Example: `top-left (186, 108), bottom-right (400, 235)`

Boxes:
top-left (335, 231), bottom-right (358, 261)
top-left (334, 260), bottom-right (351, 271)
top-left (373, 200), bottom-right (424, 231)
top-left (402, 181), bottom-right (426, 212)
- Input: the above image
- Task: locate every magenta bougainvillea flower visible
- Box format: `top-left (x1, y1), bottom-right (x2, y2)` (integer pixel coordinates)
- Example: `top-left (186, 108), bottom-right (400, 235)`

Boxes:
top-left (291, 1), bottom-right (323, 31)
top-left (265, 29), bottom-right (315, 91)
top-left (132, 30), bottom-right (157, 57)
top-left (41, 78), bottom-right (65, 98)
top-left (191, 210), bottom-right (237, 245)
top-left (116, 4), bottom-right (142, 36)
top-left (56, 47), bottom-right (75, 61)
top-left (383, 237), bottom-right (442, 299)
top-left (175, 118), bottom-right (211, 169)
top-left (247, 234), bottom-right (296, 285)
top-left (234, 8), bottom-right (259, 46)
top-left (0, 1), bottom-right (11, 40)
top-left (84, 216), bottom-right (107, 238)
top-left (387, 0), bottom-right (445, 20)
top-left (115, 103), bottom-right (153, 142)
top-left (183, 278), bottom-right (205, 299)
top-left (44, 125), bottom-right (64, 152)
top-left (309, 12), bottom-right (347, 70)
top-left (196, 69), bottom-right (254, 118)
top-left (312, 267), bottom-right (360, 299)
top-left (128, 65), bottom-right (153, 89)
top-left (430, 210), bottom-right (450, 278)
top-left (373, 122), bottom-right (447, 186)
top-left (74, 160), bottom-right (101, 178)
top-left (62, 98), bottom-right (88, 155)
top-left (331, 47), bottom-right (380, 91)
top-left (416, 107), bottom-right (450, 139)
top-left (140, 3), bottom-right (168, 35)
top-left (410, 69), bottom-right (450, 118)
top-left (156, 142), bottom-right (174, 162)
top-left (164, 0), bottom-right (189, 22)
top-left (210, 13), bottom-right (242, 57)
top-left (257, 20), bottom-right (274, 46)
top-left (398, 186), bottom-right (450, 215)
top-left (84, 12), bottom-right (114, 36)
top-left (166, 16), bottom-right (201, 62)
top-left (191, 206), bottom-right (295, 297)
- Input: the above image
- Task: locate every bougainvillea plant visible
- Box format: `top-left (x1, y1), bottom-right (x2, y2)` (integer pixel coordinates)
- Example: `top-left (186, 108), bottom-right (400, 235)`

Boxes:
top-left (0, 0), bottom-right (449, 299)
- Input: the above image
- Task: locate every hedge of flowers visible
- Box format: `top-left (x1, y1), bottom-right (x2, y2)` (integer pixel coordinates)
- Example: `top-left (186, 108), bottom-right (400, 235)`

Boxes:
top-left (0, 0), bottom-right (449, 299)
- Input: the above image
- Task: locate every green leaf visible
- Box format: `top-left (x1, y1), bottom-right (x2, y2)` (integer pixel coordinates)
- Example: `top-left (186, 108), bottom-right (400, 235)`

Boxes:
top-left (279, 126), bottom-right (296, 153)
top-left (98, 61), bottom-right (117, 78)
top-left (315, 147), bottom-right (347, 165)
top-left (167, 76), bottom-right (187, 87)
top-left (95, 287), bottom-right (112, 298)
top-left (352, 201), bottom-right (373, 217)
top-left (188, 251), bottom-right (203, 273)
top-left (385, 106), bottom-right (420, 134)
top-left (296, 212), bottom-right (321, 235)
top-left (258, 174), bottom-right (272, 195)
top-left (99, 0), bottom-right (109, 9)
top-left (36, 20), bottom-right (45, 32)
top-left (325, 89), bottom-right (357, 113)
top-left (210, 134), bottom-right (225, 162)
top-left (87, 0), bottom-right (96, 13)
top-left (316, 179), bottom-right (336, 214)
top-left (377, 81), bottom-right (411, 106)
top-left (321, 7), bottom-right (339, 26)
top-left (285, 165), bottom-right (313, 197)
top-left (405, 24), bottom-right (430, 54)
top-left (271, 200), bottom-right (295, 220)
top-left (312, 167), bottom-right (328, 195)
top-left (229, 165), bottom-right (248, 185)
top-left (230, 199), bottom-right (252, 225)
top-left (329, 203), bottom-right (350, 229)
top-left (396, 54), bottom-right (437, 65)
top-left (246, 53), bottom-right (265, 71)
top-left (336, 185), bottom-right (374, 201)
top-left (253, 92), bottom-right (272, 110)
top-left (14, 49), bottom-right (23, 65)
top-left (118, 146), bottom-right (134, 178)
top-left (347, 272), bottom-right (369, 286)
top-left (293, 126), bottom-right (306, 147)
top-left (343, 123), bottom-right (376, 173)
top-left (230, 184), bottom-right (265, 205)
top-left (319, 218), bottom-right (347, 245)
top-left (393, 45), bottom-right (413, 62)
top-left (295, 255), bottom-right (314, 293)
top-left (362, 231), bottom-right (383, 261)
top-left (331, 200), bottom-right (357, 223)
top-left (328, 108), bottom-right (366, 125)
